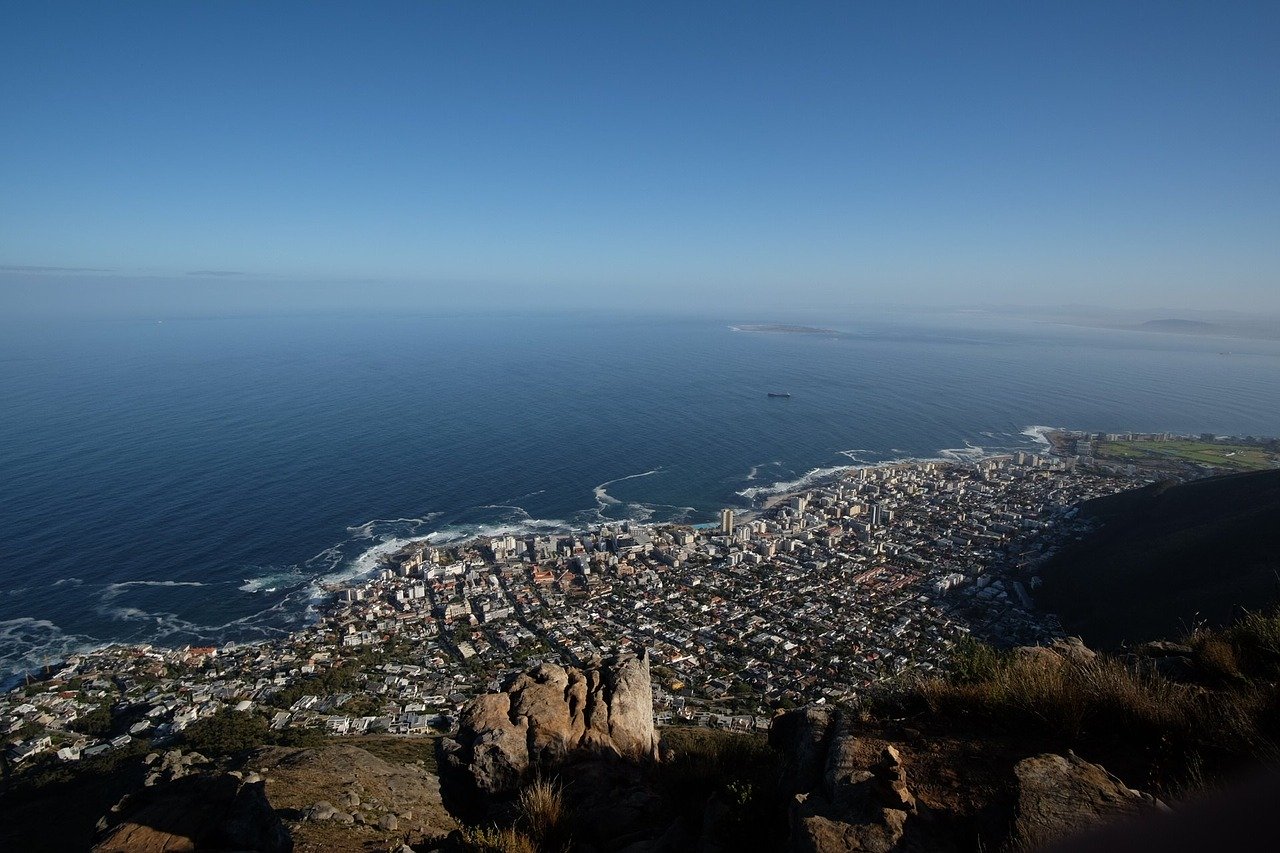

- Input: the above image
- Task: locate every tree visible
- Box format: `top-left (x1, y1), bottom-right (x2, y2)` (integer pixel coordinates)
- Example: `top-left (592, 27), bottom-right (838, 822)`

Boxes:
top-left (180, 710), bottom-right (269, 756)
top-left (69, 706), bottom-right (113, 738)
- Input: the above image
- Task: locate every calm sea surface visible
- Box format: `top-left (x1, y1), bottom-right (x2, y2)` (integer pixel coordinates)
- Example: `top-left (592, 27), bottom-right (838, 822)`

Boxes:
top-left (2, 311), bottom-right (1278, 680)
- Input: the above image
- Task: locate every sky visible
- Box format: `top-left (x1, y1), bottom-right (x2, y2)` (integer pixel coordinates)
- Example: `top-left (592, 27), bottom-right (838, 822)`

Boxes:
top-left (2, 1), bottom-right (1278, 317)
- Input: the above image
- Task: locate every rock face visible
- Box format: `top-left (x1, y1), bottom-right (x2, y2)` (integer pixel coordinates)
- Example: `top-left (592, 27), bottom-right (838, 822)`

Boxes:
top-left (440, 652), bottom-right (675, 850)
top-left (93, 772), bottom-right (292, 853)
top-left (771, 707), bottom-right (916, 853)
top-left (1010, 752), bottom-right (1158, 850)
top-left (441, 651), bottom-right (660, 800)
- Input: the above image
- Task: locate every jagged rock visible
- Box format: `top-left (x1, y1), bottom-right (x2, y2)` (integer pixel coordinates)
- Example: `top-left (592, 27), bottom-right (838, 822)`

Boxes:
top-left (93, 772), bottom-right (291, 853)
top-left (772, 707), bottom-right (915, 852)
top-left (1009, 752), bottom-right (1155, 850)
top-left (460, 692), bottom-right (531, 796)
top-left (441, 651), bottom-right (661, 800)
top-left (1013, 636), bottom-right (1098, 669)
top-left (771, 705), bottom-right (838, 801)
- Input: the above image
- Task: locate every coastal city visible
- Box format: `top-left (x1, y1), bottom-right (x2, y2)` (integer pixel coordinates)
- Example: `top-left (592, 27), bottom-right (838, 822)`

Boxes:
top-left (1, 430), bottom-right (1243, 768)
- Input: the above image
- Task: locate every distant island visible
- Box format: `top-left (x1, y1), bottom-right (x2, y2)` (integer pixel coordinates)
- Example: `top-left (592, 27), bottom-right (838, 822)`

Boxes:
top-left (730, 323), bottom-right (837, 334)
top-left (1137, 318), bottom-right (1220, 334)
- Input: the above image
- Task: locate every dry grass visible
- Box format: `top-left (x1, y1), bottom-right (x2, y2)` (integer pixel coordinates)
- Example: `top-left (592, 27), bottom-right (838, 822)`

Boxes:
top-left (911, 615), bottom-right (1280, 794)
top-left (918, 651), bottom-right (1194, 739)
top-left (457, 824), bottom-right (537, 853)
top-left (516, 776), bottom-right (567, 850)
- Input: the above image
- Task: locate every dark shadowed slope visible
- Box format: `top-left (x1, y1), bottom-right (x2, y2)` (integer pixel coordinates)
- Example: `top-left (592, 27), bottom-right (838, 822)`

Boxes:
top-left (1037, 469), bottom-right (1280, 648)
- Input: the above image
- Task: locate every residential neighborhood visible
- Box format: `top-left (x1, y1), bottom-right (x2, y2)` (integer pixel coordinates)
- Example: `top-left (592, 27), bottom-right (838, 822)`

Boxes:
top-left (3, 446), bottom-right (1150, 767)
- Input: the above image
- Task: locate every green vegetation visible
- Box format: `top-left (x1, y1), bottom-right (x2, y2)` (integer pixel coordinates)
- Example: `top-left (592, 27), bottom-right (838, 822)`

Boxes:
top-left (179, 709), bottom-right (325, 755)
top-left (266, 661), bottom-right (362, 709)
top-left (457, 824), bottom-right (537, 853)
top-left (338, 694), bottom-right (383, 718)
top-left (1097, 438), bottom-right (1280, 471)
top-left (67, 706), bottom-right (114, 738)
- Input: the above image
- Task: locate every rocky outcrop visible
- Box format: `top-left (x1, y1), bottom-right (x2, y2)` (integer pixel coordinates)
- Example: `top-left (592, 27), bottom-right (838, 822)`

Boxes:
top-left (770, 706), bottom-right (1164, 852)
top-left (1009, 752), bottom-right (1163, 850)
top-left (441, 651), bottom-right (660, 800)
top-left (772, 707), bottom-right (917, 853)
top-left (93, 771), bottom-right (291, 853)
top-left (439, 652), bottom-right (675, 850)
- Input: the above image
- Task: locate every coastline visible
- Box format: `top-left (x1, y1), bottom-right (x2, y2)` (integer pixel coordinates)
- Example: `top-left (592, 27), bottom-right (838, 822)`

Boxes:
top-left (9, 422), bottom-right (1273, 767)
top-left (2, 425), bottom-right (1070, 688)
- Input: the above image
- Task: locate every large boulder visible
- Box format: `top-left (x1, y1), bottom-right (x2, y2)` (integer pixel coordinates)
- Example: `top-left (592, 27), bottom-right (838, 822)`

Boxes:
top-left (441, 651), bottom-right (661, 801)
top-left (1010, 752), bottom-right (1160, 850)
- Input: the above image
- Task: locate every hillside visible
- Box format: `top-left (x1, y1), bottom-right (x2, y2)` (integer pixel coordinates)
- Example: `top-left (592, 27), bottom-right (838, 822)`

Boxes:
top-left (1036, 468), bottom-right (1280, 648)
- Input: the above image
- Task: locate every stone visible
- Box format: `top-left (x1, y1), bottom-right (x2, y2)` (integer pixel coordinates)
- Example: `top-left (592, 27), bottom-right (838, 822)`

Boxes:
top-left (441, 651), bottom-right (660, 800)
top-left (308, 801), bottom-right (336, 821)
top-left (1049, 636), bottom-right (1098, 665)
top-left (772, 708), bottom-right (914, 852)
top-left (1010, 752), bottom-right (1155, 850)
top-left (379, 813), bottom-right (399, 831)
top-left (332, 811), bottom-right (355, 825)
top-left (1137, 640), bottom-right (1194, 658)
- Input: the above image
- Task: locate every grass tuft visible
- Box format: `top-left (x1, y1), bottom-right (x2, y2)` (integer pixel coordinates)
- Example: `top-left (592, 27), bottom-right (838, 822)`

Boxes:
top-left (516, 776), bottom-right (568, 851)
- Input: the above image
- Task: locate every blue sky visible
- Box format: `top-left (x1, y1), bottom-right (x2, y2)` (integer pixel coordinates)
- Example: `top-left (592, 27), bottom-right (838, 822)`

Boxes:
top-left (2, 1), bottom-right (1278, 316)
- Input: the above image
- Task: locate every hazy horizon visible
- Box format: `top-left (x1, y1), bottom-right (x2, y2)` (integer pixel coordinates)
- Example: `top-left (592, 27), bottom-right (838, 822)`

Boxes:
top-left (3, 2), bottom-right (1278, 317)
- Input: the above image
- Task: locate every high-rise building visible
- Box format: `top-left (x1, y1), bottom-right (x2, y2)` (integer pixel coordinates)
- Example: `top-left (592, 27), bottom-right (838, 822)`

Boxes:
top-left (720, 508), bottom-right (734, 535)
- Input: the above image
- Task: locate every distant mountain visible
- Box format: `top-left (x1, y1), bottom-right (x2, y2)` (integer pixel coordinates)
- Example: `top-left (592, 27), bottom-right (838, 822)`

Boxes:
top-left (1036, 469), bottom-right (1280, 648)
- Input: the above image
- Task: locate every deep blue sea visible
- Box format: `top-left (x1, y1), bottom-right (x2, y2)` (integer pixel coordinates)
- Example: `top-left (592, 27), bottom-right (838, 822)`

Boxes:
top-left (3, 310), bottom-right (1278, 682)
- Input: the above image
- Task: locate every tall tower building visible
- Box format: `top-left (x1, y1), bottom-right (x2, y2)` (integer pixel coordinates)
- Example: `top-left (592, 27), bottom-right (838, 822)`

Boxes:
top-left (720, 508), bottom-right (735, 536)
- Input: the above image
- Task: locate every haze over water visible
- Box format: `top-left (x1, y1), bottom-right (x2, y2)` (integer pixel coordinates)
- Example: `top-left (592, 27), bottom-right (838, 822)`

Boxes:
top-left (1, 309), bottom-right (1277, 682)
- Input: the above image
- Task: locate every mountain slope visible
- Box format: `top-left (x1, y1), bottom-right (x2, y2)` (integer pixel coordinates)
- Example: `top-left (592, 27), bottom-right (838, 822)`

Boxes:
top-left (1036, 469), bottom-right (1280, 648)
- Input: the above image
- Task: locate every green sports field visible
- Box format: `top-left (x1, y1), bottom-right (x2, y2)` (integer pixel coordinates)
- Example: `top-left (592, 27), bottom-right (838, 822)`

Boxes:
top-left (1096, 439), bottom-right (1280, 471)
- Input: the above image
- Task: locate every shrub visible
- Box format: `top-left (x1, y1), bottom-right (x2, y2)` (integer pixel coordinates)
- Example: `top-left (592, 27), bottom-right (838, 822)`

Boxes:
top-left (69, 706), bottom-right (114, 739)
top-left (179, 709), bottom-right (269, 756)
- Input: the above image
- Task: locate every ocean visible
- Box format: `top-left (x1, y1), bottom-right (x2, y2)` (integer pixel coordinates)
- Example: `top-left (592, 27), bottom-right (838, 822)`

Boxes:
top-left (2, 310), bottom-right (1278, 682)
